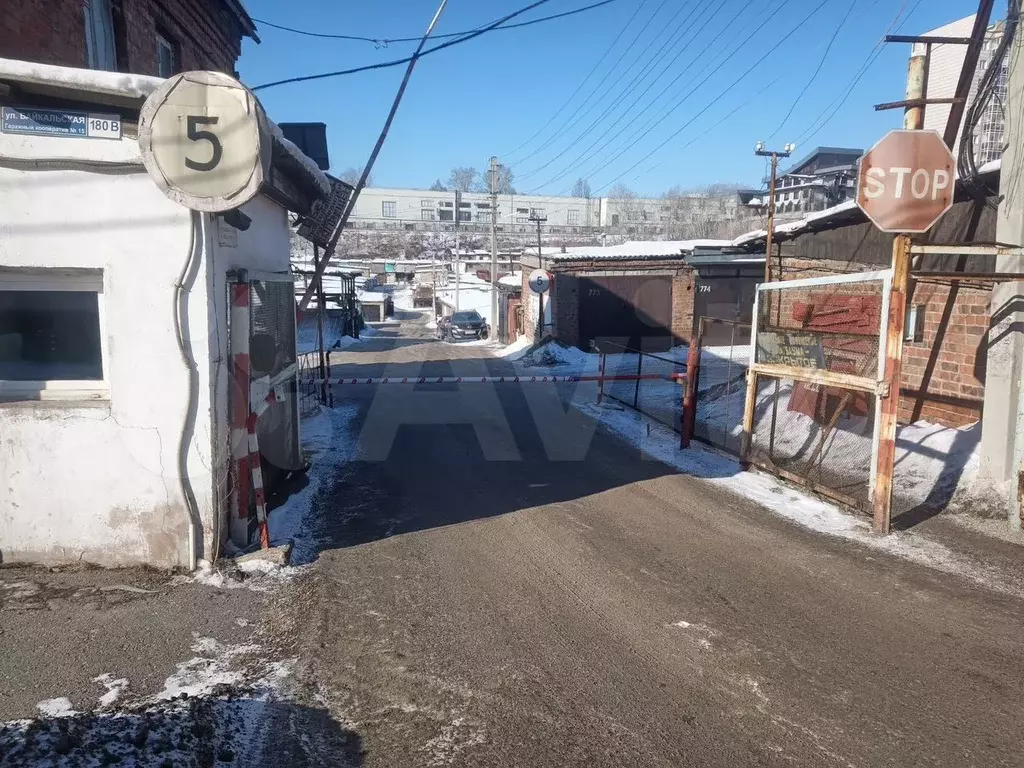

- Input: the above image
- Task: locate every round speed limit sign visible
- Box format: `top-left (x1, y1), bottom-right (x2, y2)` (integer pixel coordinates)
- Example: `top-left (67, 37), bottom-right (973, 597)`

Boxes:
top-left (139, 71), bottom-right (271, 212)
top-left (528, 269), bottom-right (552, 294)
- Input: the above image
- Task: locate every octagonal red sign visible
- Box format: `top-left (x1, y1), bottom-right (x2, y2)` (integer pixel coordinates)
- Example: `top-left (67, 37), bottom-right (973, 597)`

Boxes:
top-left (856, 129), bottom-right (956, 233)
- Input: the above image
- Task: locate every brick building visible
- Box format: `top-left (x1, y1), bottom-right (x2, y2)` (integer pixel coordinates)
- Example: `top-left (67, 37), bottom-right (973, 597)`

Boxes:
top-left (519, 241), bottom-right (763, 352)
top-left (2, 0), bottom-right (257, 78)
top-left (735, 177), bottom-right (1000, 428)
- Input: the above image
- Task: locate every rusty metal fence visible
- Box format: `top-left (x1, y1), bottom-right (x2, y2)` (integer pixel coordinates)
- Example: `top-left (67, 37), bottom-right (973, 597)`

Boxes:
top-left (689, 318), bottom-right (751, 456)
top-left (743, 270), bottom-right (891, 512)
top-left (596, 341), bottom-right (686, 431)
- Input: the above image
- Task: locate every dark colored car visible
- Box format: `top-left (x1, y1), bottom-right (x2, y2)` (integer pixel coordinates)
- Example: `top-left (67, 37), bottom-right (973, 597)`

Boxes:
top-left (438, 310), bottom-right (488, 341)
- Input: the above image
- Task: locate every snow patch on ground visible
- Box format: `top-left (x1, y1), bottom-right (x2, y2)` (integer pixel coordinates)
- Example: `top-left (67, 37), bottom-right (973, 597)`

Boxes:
top-left (93, 674), bottom-right (129, 708)
top-left (511, 339), bottom-right (592, 368)
top-left (495, 336), bottom-right (534, 360)
top-left (156, 638), bottom-right (257, 701)
top-left (36, 698), bottom-right (75, 718)
top-left (577, 401), bottom-right (1019, 598)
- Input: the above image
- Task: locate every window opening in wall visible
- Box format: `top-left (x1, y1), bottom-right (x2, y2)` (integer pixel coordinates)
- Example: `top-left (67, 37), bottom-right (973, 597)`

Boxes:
top-left (905, 304), bottom-right (925, 343)
top-left (0, 272), bottom-right (106, 393)
top-left (382, 201), bottom-right (397, 218)
top-left (567, 209), bottom-right (580, 225)
top-left (156, 30), bottom-right (180, 77)
top-left (84, 0), bottom-right (118, 71)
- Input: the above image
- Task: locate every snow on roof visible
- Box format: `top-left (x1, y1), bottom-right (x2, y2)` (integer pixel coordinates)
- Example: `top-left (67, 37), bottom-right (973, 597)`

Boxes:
top-left (548, 239), bottom-right (733, 261)
top-left (0, 57), bottom-right (331, 199)
top-left (498, 272), bottom-right (522, 287)
top-left (0, 57), bottom-right (162, 102)
top-left (358, 290), bottom-right (389, 302)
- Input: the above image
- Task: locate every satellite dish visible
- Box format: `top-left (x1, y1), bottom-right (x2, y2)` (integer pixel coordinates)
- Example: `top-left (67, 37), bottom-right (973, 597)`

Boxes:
top-left (528, 269), bottom-right (551, 294)
top-left (138, 71), bottom-right (271, 212)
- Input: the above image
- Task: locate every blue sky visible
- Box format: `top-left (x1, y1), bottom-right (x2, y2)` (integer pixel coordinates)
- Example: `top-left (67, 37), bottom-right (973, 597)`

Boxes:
top-left (240, 0), bottom-right (998, 197)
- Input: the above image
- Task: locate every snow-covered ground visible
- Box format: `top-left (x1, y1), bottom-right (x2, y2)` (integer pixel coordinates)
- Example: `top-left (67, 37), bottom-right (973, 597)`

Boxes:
top-left (0, 636), bottom-right (292, 766)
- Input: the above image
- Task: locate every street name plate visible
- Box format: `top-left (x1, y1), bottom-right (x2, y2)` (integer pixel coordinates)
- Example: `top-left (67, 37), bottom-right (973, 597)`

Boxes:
top-left (1, 105), bottom-right (122, 140)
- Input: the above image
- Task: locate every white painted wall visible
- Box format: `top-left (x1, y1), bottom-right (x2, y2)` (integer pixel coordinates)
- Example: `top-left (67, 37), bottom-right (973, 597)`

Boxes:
top-left (0, 128), bottom-right (293, 568)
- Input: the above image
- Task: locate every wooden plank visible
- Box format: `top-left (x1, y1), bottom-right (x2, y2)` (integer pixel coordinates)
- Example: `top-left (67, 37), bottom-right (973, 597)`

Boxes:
top-left (872, 234), bottom-right (911, 534)
top-left (750, 363), bottom-right (881, 394)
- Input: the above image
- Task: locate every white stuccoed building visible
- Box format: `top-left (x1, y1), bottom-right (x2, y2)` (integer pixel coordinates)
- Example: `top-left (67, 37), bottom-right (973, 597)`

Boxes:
top-left (0, 59), bottom-right (329, 568)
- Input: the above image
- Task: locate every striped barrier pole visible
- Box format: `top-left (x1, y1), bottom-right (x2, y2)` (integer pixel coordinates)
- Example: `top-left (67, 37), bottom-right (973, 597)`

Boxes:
top-left (229, 283), bottom-right (251, 548)
top-left (311, 373), bottom-right (683, 386)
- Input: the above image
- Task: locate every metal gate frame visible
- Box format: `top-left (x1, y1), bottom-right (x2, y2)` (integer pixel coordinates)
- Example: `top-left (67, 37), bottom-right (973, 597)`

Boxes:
top-left (740, 269), bottom-right (893, 512)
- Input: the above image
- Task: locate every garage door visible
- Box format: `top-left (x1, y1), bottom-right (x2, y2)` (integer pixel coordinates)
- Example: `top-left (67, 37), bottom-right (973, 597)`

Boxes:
top-left (692, 267), bottom-right (760, 345)
top-left (578, 275), bottom-right (673, 352)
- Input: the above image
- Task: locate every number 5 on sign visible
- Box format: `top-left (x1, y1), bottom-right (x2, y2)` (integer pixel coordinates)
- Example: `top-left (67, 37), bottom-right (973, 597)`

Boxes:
top-left (139, 71), bottom-right (271, 213)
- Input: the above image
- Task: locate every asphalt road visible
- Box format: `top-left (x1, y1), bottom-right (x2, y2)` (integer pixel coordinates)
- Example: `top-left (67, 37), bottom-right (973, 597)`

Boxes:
top-left (273, 309), bottom-right (1024, 768)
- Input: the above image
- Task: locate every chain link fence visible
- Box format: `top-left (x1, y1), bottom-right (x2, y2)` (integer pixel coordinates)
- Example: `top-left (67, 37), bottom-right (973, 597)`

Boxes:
top-left (597, 341), bottom-right (686, 431)
top-left (691, 319), bottom-right (750, 456)
top-left (745, 271), bottom-right (890, 512)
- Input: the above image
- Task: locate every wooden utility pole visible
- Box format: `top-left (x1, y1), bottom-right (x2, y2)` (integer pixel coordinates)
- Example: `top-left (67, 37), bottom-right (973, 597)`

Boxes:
top-left (454, 188), bottom-right (462, 312)
top-left (529, 213), bottom-right (547, 340)
top-left (490, 156), bottom-right (499, 333)
top-left (754, 141), bottom-right (795, 283)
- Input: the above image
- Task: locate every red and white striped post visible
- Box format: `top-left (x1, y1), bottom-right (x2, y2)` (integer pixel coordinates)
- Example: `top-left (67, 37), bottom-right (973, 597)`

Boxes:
top-left (229, 282), bottom-right (251, 548)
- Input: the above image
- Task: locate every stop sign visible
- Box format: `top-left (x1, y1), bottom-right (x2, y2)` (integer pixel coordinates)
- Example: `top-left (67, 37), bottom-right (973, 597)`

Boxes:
top-left (856, 129), bottom-right (955, 233)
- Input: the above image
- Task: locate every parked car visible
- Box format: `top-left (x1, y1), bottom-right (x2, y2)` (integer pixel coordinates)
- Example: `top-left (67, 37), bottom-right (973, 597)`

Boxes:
top-left (438, 310), bottom-right (488, 341)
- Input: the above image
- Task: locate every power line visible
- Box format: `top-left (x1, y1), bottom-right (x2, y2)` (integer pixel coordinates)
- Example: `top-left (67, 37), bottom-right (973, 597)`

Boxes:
top-left (251, 0), bottom-right (620, 46)
top-left (531, 0), bottom-right (829, 212)
top-left (513, 0), bottom-right (708, 180)
top-left (766, 0), bottom-right (862, 143)
top-left (519, 0), bottom-right (765, 191)
top-left (505, 0), bottom-right (673, 169)
top-left (792, 0), bottom-right (924, 146)
top-left (502, 0), bottom-right (651, 161)
top-left (298, 1), bottom-right (450, 311)
top-left (255, 0), bottom-right (623, 91)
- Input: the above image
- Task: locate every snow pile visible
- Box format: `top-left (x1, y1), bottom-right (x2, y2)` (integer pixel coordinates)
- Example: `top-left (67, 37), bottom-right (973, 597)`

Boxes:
top-left (1, 638), bottom-right (292, 767)
top-left (577, 402), bottom-right (1015, 597)
top-left (513, 339), bottom-right (593, 369)
top-left (495, 336), bottom-right (534, 360)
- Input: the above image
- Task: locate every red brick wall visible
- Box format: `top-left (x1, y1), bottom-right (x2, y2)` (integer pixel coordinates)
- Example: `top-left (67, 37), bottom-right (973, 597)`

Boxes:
top-left (901, 280), bottom-right (988, 426)
top-left (671, 271), bottom-right (695, 342)
top-left (1, 0), bottom-right (246, 76)
top-left (775, 257), bottom-right (989, 427)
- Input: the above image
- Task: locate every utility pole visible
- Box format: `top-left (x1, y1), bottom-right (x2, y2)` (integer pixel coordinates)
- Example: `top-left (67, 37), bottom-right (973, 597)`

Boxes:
top-left (454, 188), bottom-right (461, 312)
top-left (529, 213), bottom-right (547, 340)
top-left (490, 156), bottom-right (499, 333)
top-left (754, 141), bottom-right (795, 284)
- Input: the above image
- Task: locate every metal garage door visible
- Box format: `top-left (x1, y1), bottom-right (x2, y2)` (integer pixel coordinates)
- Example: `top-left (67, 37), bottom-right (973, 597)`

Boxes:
top-left (692, 267), bottom-right (760, 345)
top-left (579, 275), bottom-right (673, 352)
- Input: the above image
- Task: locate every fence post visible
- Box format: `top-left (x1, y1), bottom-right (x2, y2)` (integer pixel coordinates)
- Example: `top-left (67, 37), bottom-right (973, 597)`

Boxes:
top-left (681, 318), bottom-right (704, 449)
top-left (633, 350), bottom-right (642, 409)
top-left (872, 234), bottom-right (911, 534)
top-left (597, 352), bottom-right (606, 404)
top-left (741, 291), bottom-right (762, 468)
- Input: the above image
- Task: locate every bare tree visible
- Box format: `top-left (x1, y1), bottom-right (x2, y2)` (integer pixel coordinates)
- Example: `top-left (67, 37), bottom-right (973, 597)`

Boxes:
top-left (429, 179), bottom-right (448, 191)
top-left (571, 177), bottom-right (592, 198)
top-left (607, 182), bottom-right (643, 230)
top-left (495, 165), bottom-right (516, 194)
top-left (339, 167), bottom-right (374, 187)
top-left (447, 167), bottom-right (480, 192)
top-left (662, 183), bottom-right (750, 239)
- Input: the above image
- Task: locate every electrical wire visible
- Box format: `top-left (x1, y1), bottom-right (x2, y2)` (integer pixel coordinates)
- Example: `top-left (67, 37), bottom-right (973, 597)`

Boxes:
top-left (959, 0), bottom-right (1019, 206)
top-left (502, 0), bottom-right (650, 161)
top-left (298, 0), bottom-right (449, 310)
top-left (252, 0), bottom-right (618, 91)
top-left (793, 0), bottom-right (923, 147)
top-left (766, 0), bottom-right (862, 143)
top-left (252, 0), bottom-right (619, 46)
top-left (519, 0), bottom-right (772, 191)
top-left (513, 0), bottom-right (714, 181)
top-left (505, 0), bottom-right (673, 169)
